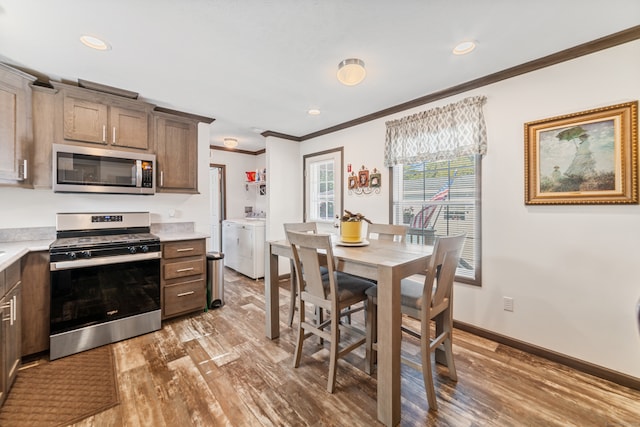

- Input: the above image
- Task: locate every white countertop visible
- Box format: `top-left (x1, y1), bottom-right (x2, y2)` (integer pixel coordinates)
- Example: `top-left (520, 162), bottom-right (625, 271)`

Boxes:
top-left (154, 231), bottom-right (209, 242)
top-left (0, 239), bottom-right (53, 271)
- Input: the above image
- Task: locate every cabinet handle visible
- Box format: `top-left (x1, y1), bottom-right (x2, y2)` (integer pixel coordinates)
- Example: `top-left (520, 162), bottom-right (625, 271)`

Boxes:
top-left (1, 299), bottom-right (13, 326)
top-left (12, 295), bottom-right (16, 323)
top-left (176, 247), bottom-right (194, 252)
top-left (177, 291), bottom-right (195, 297)
top-left (1, 301), bottom-right (11, 324)
top-left (102, 125), bottom-right (106, 142)
top-left (112, 126), bottom-right (116, 143)
top-left (22, 159), bottom-right (28, 180)
top-left (176, 267), bottom-right (195, 272)
top-left (160, 171), bottom-right (164, 187)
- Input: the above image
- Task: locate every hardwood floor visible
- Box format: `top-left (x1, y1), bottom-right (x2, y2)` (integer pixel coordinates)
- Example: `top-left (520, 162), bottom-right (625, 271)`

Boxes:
top-left (29, 268), bottom-right (640, 426)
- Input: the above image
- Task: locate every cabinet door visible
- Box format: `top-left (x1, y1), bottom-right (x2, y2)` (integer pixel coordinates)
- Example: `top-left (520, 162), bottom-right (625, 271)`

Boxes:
top-left (63, 96), bottom-right (108, 144)
top-left (21, 251), bottom-right (50, 356)
top-left (0, 294), bottom-right (5, 406)
top-left (0, 65), bottom-right (34, 182)
top-left (110, 106), bottom-right (149, 150)
top-left (155, 115), bottom-right (198, 193)
top-left (4, 282), bottom-right (21, 391)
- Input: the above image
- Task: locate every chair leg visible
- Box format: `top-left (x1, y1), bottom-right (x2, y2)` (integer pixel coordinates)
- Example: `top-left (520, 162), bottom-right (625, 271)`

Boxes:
top-left (421, 332), bottom-right (438, 411)
top-left (293, 301), bottom-right (306, 368)
top-left (327, 311), bottom-right (340, 393)
top-left (443, 310), bottom-right (457, 381)
top-left (288, 260), bottom-right (296, 327)
top-left (365, 296), bottom-right (376, 375)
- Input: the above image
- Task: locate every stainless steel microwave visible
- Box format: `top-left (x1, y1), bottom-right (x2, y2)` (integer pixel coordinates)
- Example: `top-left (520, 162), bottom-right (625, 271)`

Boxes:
top-left (52, 144), bottom-right (155, 195)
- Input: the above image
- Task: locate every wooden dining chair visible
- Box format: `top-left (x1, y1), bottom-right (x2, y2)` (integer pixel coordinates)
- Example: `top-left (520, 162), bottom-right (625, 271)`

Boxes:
top-left (365, 233), bottom-right (466, 410)
top-left (367, 223), bottom-right (408, 242)
top-left (286, 230), bottom-right (375, 393)
top-left (283, 222), bottom-right (323, 326)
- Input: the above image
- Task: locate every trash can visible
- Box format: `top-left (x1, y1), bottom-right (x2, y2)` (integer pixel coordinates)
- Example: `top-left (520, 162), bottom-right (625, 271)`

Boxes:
top-left (206, 252), bottom-right (225, 309)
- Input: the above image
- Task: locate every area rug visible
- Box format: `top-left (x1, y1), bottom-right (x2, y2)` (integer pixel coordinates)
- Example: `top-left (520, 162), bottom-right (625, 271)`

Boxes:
top-left (0, 345), bottom-right (119, 427)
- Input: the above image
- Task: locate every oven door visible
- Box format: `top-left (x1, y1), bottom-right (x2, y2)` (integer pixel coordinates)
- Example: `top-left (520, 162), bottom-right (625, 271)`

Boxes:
top-left (50, 254), bottom-right (161, 336)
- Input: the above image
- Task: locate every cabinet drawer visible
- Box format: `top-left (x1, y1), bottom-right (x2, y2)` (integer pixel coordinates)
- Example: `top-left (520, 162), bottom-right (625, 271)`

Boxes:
top-left (163, 239), bottom-right (206, 259)
top-left (163, 278), bottom-right (205, 318)
top-left (164, 257), bottom-right (204, 280)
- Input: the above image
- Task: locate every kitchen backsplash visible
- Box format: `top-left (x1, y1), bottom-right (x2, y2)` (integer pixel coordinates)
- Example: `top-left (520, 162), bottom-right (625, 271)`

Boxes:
top-left (150, 222), bottom-right (195, 234)
top-left (0, 226), bottom-right (55, 242)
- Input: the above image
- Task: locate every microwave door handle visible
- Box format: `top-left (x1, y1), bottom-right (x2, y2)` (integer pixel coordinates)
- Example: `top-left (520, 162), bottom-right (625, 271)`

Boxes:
top-left (136, 160), bottom-right (142, 187)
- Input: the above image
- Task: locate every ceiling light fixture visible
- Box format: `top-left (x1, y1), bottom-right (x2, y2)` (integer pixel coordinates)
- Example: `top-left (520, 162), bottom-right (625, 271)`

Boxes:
top-left (337, 58), bottom-right (366, 86)
top-left (80, 34), bottom-right (111, 51)
top-left (223, 138), bottom-right (238, 148)
top-left (453, 40), bottom-right (476, 55)
top-left (307, 108), bottom-right (321, 116)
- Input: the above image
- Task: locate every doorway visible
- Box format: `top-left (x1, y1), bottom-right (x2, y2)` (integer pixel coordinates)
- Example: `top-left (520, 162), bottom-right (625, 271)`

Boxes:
top-left (209, 164), bottom-right (226, 252)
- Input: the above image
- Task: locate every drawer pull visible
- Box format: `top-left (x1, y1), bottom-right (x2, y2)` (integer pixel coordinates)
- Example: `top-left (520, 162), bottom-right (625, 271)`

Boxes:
top-left (177, 291), bottom-right (195, 297)
top-left (176, 267), bottom-right (195, 273)
top-left (176, 247), bottom-right (194, 252)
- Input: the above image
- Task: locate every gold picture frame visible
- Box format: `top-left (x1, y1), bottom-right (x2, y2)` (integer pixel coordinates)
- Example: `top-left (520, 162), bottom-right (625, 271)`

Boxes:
top-left (524, 101), bottom-right (638, 205)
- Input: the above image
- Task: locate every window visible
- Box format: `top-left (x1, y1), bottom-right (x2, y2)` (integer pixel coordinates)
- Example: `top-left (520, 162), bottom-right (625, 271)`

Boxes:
top-left (304, 148), bottom-right (343, 223)
top-left (392, 155), bottom-right (481, 285)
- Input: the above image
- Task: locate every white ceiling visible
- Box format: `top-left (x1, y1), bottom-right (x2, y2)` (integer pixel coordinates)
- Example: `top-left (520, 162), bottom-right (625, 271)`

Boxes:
top-left (0, 1), bottom-right (639, 151)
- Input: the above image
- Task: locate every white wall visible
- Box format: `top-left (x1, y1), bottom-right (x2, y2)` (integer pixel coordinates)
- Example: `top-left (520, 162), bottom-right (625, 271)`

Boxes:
top-left (0, 123), bottom-right (212, 238)
top-left (290, 40), bottom-right (640, 378)
top-left (209, 149), bottom-right (266, 220)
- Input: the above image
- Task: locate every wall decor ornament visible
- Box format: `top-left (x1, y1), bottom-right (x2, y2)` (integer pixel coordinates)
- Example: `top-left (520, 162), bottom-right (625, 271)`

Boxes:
top-left (524, 101), bottom-right (638, 205)
top-left (348, 165), bottom-right (381, 195)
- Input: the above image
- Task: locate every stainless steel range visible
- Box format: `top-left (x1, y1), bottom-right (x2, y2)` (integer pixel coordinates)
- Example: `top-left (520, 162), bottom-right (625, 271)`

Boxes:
top-left (49, 212), bottom-right (161, 360)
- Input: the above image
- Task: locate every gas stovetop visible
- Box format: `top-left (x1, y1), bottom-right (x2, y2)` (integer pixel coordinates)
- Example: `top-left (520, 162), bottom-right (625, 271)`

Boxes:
top-left (49, 212), bottom-right (161, 262)
top-left (50, 232), bottom-right (159, 250)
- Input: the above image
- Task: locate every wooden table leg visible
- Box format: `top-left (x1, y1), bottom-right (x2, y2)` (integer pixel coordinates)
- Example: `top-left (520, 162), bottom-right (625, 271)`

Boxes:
top-left (377, 264), bottom-right (401, 426)
top-left (265, 245), bottom-right (280, 339)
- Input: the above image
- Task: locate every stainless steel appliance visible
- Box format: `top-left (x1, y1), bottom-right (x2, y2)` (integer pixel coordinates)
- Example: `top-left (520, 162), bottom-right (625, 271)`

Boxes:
top-left (52, 143), bottom-right (155, 194)
top-left (49, 212), bottom-right (161, 360)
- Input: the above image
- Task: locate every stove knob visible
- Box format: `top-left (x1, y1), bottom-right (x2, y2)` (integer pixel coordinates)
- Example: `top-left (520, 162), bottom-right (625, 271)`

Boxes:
top-left (81, 250), bottom-right (92, 258)
top-left (66, 251), bottom-right (77, 260)
top-left (128, 246), bottom-right (137, 254)
top-left (139, 245), bottom-right (149, 253)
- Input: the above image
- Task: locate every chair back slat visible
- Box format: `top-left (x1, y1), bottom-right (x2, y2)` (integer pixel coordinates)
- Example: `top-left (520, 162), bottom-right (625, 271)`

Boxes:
top-left (284, 222), bottom-right (318, 234)
top-left (424, 234), bottom-right (466, 310)
top-left (287, 230), bottom-right (335, 301)
top-left (367, 223), bottom-right (408, 242)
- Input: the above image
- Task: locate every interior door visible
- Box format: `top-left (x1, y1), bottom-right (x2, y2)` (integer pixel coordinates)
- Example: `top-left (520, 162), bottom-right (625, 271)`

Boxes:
top-left (209, 166), bottom-right (225, 252)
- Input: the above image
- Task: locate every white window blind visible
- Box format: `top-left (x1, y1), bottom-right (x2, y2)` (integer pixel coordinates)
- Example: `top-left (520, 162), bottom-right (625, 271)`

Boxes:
top-left (392, 155), bottom-right (480, 284)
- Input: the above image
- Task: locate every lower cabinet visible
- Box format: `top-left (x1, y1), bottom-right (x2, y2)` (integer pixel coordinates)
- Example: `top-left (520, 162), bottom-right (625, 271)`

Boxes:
top-left (1, 260), bottom-right (22, 407)
top-left (161, 239), bottom-right (206, 320)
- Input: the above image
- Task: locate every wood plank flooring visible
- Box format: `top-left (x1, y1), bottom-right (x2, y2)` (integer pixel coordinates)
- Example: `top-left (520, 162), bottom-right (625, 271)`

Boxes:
top-left (24, 268), bottom-right (640, 426)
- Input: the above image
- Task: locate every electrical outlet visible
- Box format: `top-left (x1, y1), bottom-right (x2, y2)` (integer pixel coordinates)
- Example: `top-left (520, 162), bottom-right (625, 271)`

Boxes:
top-left (503, 296), bottom-right (514, 312)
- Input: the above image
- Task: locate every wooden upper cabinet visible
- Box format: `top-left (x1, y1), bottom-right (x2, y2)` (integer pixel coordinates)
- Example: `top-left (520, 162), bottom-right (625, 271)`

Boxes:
top-left (154, 113), bottom-right (199, 193)
top-left (53, 82), bottom-right (152, 151)
top-left (63, 96), bottom-right (108, 144)
top-left (110, 106), bottom-right (149, 150)
top-left (0, 63), bottom-right (36, 184)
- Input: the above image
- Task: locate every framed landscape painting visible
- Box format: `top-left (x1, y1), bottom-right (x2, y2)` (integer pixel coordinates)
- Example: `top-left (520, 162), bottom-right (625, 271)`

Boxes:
top-left (524, 101), bottom-right (638, 205)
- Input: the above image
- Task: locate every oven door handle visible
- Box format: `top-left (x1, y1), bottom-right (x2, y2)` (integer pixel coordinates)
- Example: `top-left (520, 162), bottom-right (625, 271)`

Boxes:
top-left (50, 252), bottom-right (161, 271)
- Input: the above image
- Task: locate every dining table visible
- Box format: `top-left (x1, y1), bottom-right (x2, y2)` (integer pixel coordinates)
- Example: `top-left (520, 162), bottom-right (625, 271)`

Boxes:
top-left (265, 236), bottom-right (433, 426)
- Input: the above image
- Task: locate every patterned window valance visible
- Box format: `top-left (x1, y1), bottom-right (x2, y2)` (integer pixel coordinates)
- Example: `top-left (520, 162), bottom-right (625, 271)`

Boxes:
top-left (384, 96), bottom-right (488, 167)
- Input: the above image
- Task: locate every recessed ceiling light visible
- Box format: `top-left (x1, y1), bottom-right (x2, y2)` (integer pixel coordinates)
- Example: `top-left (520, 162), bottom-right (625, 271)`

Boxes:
top-left (337, 58), bottom-right (366, 86)
top-left (453, 40), bottom-right (476, 55)
top-left (223, 138), bottom-right (238, 148)
top-left (80, 34), bottom-right (111, 51)
top-left (307, 109), bottom-right (321, 116)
